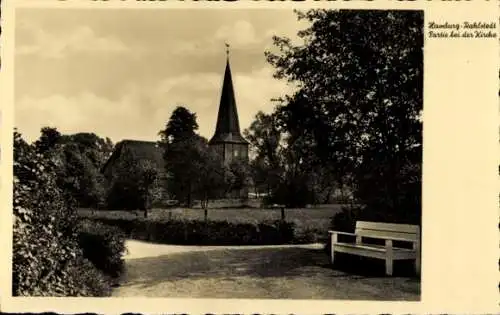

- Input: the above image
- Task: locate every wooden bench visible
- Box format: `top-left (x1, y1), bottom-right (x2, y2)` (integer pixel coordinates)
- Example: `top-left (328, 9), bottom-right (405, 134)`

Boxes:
top-left (328, 221), bottom-right (420, 276)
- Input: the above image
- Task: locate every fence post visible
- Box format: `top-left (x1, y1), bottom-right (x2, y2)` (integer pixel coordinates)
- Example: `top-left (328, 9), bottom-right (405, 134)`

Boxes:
top-left (281, 207), bottom-right (285, 221)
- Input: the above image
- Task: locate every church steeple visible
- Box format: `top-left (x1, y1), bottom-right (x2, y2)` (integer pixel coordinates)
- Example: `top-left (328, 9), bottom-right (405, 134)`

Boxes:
top-left (209, 46), bottom-right (249, 198)
top-left (209, 48), bottom-right (248, 145)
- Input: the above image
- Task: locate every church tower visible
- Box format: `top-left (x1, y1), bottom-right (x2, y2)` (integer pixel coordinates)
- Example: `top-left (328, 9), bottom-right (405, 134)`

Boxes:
top-left (209, 47), bottom-right (249, 165)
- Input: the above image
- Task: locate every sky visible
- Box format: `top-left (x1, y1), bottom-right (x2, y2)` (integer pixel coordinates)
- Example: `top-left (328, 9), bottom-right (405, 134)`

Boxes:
top-left (14, 8), bottom-right (307, 144)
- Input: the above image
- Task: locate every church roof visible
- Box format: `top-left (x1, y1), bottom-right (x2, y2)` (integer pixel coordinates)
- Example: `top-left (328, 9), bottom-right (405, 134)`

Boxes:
top-left (209, 58), bottom-right (249, 145)
top-left (101, 140), bottom-right (165, 177)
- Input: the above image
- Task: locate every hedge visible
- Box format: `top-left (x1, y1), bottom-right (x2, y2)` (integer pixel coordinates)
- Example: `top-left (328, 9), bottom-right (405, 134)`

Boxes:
top-left (78, 220), bottom-right (126, 281)
top-left (85, 217), bottom-right (296, 245)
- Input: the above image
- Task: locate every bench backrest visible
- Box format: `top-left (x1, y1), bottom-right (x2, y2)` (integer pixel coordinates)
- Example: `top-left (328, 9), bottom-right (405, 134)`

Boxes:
top-left (355, 221), bottom-right (420, 242)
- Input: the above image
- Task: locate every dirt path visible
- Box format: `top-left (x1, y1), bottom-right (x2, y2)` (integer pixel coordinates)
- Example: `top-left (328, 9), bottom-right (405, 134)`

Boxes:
top-left (123, 240), bottom-right (325, 260)
top-left (114, 240), bottom-right (420, 300)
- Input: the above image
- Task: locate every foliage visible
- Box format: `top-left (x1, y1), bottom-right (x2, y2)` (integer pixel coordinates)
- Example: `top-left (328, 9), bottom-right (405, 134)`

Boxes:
top-left (244, 111), bottom-right (284, 197)
top-left (329, 206), bottom-right (363, 233)
top-left (34, 126), bottom-right (62, 154)
top-left (266, 10), bottom-right (423, 223)
top-left (192, 145), bottom-right (228, 209)
top-left (78, 220), bottom-right (126, 280)
top-left (85, 217), bottom-right (297, 245)
top-left (159, 106), bottom-right (240, 207)
top-left (13, 130), bottom-right (112, 296)
top-left (225, 159), bottom-right (252, 198)
top-left (33, 127), bottom-right (112, 209)
top-left (244, 111), bottom-right (337, 207)
top-left (158, 106), bottom-right (199, 144)
top-left (106, 150), bottom-right (161, 210)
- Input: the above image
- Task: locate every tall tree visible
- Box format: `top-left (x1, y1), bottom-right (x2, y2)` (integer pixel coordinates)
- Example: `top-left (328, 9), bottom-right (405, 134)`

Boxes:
top-left (33, 128), bottom-right (113, 209)
top-left (34, 127), bottom-right (62, 154)
top-left (244, 111), bottom-right (285, 198)
top-left (160, 106), bottom-right (206, 206)
top-left (244, 111), bottom-right (321, 207)
top-left (266, 10), bottom-right (423, 222)
top-left (159, 106), bottom-right (199, 145)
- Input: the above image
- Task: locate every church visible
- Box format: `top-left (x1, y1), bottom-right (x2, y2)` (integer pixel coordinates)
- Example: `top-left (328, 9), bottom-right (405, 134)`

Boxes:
top-left (209, 50), bottom-right (249, 164)
top-left (102, 50), bottom-right (249, 204)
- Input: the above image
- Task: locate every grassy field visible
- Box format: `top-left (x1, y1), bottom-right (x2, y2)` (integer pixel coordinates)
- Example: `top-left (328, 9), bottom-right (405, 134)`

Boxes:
top-left (78, 205), bottom-right (347, 237)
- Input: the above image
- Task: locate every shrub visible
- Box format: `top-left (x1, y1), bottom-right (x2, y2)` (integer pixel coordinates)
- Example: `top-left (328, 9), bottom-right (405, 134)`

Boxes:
top-left (78, 220), bottom-right (126, 280)
top-left (329, 205), bottom-right (363, 233)
top-left (84, 217), bottom-right (296, 245)
top-left (294, 227), bottom-right (324, 243)
top-left (13, 131), bottom-right (112, 296)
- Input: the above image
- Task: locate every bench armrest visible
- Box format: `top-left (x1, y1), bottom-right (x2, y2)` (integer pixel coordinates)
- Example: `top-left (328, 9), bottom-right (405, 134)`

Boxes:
top-left (328, 230), bottom-right (357, 237)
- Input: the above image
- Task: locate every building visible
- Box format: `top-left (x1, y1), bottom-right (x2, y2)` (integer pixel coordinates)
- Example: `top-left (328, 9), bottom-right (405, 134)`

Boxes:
top-left (209, 52), bottom-right (249, 164)
top-left (101, 140), bottom-right (165, 180)
top-left (101, 50), bottom-right (250, 205)
top-left (101, 140), bottom-right (169, 208)
top-left (209, 52), bottom-right (250, 199)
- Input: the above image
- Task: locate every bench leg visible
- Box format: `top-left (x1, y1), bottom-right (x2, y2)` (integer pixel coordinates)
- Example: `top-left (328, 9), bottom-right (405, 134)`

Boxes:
top-left (385, 257), bottom-right (393, 276)
top-left (413, 241), bottom-right (421, 276)
top-left (385, 239), bottom-right (393, 276)
top-left (330, 233), bottom-right (337, 265)
top-left (415, 255), bottom-right (421, 276)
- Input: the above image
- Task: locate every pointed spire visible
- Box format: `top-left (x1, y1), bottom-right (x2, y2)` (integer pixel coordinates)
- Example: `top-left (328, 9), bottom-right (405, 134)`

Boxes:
top-left (209, 49), bottom-right (248, 145)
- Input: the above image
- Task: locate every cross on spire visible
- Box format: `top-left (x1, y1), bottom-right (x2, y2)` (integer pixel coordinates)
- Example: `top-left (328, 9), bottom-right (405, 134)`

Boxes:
top-left (225, 42), bottom-right (230, 57)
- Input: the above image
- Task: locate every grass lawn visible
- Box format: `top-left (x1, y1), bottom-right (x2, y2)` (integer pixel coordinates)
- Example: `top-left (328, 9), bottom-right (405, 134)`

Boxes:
top-left (113, 241), bottom-right (420, 300)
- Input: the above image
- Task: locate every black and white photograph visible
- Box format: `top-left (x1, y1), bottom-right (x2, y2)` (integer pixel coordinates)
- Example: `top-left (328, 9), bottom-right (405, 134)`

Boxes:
top-left (11, 7), bottom-right (424, 300)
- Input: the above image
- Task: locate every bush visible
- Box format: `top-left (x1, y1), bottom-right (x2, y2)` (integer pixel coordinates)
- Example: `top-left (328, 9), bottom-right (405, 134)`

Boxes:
top-left (294, 227), bottom-right (324, 243)
top-left (84, 217), bottom-right (296, 245)
top-left (78, 220), bottom-right (126, 280)
top-left (329, 205), bottom-right (363, 233)
top-left (329, 202), bottom-right (420, 235)
top-left (13, 131), bottom-right (113, 296)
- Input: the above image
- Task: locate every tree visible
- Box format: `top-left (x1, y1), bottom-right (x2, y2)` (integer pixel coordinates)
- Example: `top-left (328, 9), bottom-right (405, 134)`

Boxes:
top-left (160, 106), bottom-right (208, 207)
top-left (33, 129), bottom-right (113, 209)
top-left (63, 132), bottom-right (114, 170)
top-left (243, 112), bottom-right (285, 198)
top-left (226, 159), bottom-right (251, 196)
top-left (192, 146), bottom-right (227, 210)
top-left (136, 160), bottom-right (160, 216)
top-left (106, 150), bottom-right (160, 211)
top-left (266, 10), bottom-right (423, 222)
top-left (159, 106), bottom-right (199, 145)
top-left (34, 127), bottom-right (62, 154)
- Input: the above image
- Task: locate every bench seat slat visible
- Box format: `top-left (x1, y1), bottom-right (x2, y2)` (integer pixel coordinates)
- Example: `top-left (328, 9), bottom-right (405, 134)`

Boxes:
top-left (334, 243), bottom-right (417, 260)
top-left (328, 230), bottom-right (357, 236)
